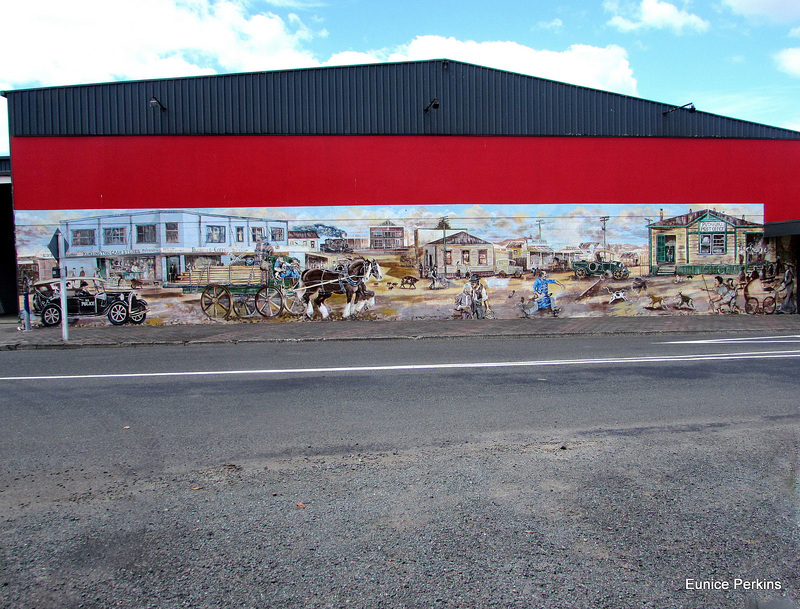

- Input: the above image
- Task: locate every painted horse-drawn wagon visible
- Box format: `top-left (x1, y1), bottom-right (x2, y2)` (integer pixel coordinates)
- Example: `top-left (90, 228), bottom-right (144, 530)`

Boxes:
top-left (198, 243), bottom-right (304, 320)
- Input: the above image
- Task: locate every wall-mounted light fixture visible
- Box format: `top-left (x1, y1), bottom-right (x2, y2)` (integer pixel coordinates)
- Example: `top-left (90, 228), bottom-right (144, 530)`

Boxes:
top-left (149, 96), bottom-right (167, 112)
top-left (424, 98), bottom-right (440, 113)
top-left (662, 102), bottom-right (695, 116)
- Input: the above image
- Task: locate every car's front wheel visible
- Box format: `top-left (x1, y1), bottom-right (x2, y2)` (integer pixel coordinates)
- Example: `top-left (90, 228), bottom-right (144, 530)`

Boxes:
top-left (129, 308), bottom-right (147, 324)
top-left (41, 304), bottom-right (62, 327)
top-left (107, 302), bottom-right (129, 325)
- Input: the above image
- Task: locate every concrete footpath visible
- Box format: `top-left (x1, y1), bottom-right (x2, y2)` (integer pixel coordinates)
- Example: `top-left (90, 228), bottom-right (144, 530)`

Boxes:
top-left (3, 312), bottom-right (800, 350)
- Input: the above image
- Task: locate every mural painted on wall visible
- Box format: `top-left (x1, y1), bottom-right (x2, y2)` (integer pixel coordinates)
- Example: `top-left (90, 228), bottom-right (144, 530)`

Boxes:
top-left (14, 202), bottom-right (796, 326)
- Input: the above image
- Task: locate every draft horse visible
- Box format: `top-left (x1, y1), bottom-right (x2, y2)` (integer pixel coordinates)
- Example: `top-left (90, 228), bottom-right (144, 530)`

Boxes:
top-left (300, 258), bottom-right (383, 319)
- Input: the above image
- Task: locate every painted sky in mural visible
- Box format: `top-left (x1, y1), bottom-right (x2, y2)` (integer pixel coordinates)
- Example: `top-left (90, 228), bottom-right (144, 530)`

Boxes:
top-left (14, 203), bottom-right (764, 257)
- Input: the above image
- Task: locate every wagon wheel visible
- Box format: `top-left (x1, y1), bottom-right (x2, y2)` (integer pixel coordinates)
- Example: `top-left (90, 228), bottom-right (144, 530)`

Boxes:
top-left (232, 293), bottom-right (257, 318)
top-left (282, 286), bottom-right (306, 316)
top-left (200, 284), bottom-right (233, 319)
top-left (255, 286), bottom-right (284, 317)
top-left (574, 268), bottom-right (588, 279)
top-left (745, 297), bottom-right (759, 315)
top-left (763, 296), bottom-right (776, 314)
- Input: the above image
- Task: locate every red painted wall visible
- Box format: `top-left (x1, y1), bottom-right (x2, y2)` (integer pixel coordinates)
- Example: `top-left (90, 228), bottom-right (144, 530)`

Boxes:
top-left (10, 135), bottom-right (800, 223)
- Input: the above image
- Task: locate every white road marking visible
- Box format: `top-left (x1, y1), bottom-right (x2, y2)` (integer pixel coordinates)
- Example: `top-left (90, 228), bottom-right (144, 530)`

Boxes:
top-left (662, 334), bottom-right (800, 345)
top-left (2, 349), bottom-right (800, 382)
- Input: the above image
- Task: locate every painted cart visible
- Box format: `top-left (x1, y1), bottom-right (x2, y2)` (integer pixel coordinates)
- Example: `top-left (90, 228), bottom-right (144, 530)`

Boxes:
top-left (743, 277), bottom-right (777, 314)
top-left (198, 251), bottom-right (305, 320)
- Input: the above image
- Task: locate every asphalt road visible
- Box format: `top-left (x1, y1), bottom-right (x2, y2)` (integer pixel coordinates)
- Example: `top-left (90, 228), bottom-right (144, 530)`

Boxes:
top-left (1, 333), bottom-right (799, 608)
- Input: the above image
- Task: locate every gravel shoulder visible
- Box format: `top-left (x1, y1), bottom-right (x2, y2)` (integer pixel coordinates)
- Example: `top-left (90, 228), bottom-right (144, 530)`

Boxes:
top-left (2, 417), bottom-right (797, 609)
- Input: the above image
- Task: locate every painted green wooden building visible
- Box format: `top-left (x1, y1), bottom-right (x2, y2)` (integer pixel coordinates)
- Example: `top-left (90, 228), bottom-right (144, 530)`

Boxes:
top-left (648, 209), bottom-right (763, 276)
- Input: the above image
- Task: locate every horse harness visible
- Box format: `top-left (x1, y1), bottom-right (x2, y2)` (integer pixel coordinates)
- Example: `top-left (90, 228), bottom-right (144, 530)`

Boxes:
top-left (336, 260), bottom-right (373, 292)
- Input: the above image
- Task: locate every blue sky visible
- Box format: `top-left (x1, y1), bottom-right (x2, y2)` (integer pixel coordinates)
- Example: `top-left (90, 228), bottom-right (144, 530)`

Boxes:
top-left (14, 203), bottom-right (762, 254)
top-left (2, 0), bottom-right (800, 155)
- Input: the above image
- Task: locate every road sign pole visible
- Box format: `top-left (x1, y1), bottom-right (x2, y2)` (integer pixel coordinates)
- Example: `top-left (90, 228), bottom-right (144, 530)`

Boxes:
top-left (57, 230), bottom-right (69, 341)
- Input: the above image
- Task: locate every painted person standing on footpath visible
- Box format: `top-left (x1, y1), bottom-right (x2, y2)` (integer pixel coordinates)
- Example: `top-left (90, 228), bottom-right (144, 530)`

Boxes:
top-left (778, 261), bottom-right (796, 314)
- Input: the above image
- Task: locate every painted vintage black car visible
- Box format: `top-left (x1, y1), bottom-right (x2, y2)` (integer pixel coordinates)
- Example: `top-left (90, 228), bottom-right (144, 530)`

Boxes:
top-left (31, 277), bottom-right (149, 326)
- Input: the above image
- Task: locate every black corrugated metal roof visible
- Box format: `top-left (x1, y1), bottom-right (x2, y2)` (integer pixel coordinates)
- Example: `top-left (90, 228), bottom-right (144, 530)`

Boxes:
top-left (3, 59), bottom-right (799, 140)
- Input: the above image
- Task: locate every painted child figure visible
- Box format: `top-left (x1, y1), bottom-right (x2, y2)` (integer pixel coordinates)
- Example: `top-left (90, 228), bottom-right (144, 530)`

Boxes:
top-left (453, 283), bottom-right (473, 319)
top-left (466, 274), bottom-right (489, 319)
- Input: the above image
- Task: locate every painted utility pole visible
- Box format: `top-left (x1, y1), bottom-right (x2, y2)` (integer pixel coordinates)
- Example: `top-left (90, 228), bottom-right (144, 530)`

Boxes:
top-left (438, 216), bottom-right (450, 279)
top-left (599, 216), bottom-right (610, 250)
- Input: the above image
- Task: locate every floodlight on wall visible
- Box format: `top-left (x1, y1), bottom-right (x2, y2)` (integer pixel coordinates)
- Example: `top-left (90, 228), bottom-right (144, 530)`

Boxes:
top-left (662, 102), bottom-right (695, 116)
top-left (424, 98), bottom-right (440, 113)
top-left (149, 96), bottom-right (167, 112)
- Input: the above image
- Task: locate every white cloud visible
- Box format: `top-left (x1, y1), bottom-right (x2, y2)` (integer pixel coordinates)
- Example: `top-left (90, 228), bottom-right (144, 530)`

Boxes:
top-left (605, 0), bottom-right (710, 34)
top-left (0, 3), bottom-right (640, 155)
top-left (774, 47), bottom-right (800, 76)
top-left (782, 117), bottom-right (800, 131)
top-left (790, 26), bottom-right (800, 36)
top-left (324, 51), bottom-right (383, 66)
top-left (721, 0), bottom-right (800, 22)
top-left (537, 18), bottom-right (564, 31)
top-left (264, 0), bottom-right (325, 7)
top-left (0, 0), bottom-right (319, 88)
top-left (384, 36), bottom-right (638, 96)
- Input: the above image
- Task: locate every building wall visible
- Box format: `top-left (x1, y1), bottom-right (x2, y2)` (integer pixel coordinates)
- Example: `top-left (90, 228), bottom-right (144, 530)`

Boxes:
top-left (9, 133), bottom-right (800, 322)
top-left (0, 182), bottom-right (17, 315)
top-left (10, 136), bottom-right (800, 216)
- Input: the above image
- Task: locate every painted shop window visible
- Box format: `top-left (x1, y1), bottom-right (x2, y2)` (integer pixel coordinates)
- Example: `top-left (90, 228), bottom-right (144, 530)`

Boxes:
top-left (206, 225), bottom-right (226, 244)
top-left (699, 233), bottom-right (726, 255)
top-left (136, 224), bottom-right (157, 244)
top-left (656, 235), bottom-right (676, 263)
top-left (235, 227), bottom-right (245, 242)
top-left (478, 249), bottom-right (488, 265)
top-left (103, 227), bottom-right (126, 245)
top-left (374, 239), bottom-right (384, 248)
top-left (165, 222), bottom-right (179, 243)
top-left (251, 227), bottom-right (265, 243)
top-left (445, 250), bottom-right (452, 265)
top-left (461, 250), bottom-right (470, 264)
top-left (270, 227), bottom-right (285, 241)
top-left (71, 229), bottom-right (96, 247)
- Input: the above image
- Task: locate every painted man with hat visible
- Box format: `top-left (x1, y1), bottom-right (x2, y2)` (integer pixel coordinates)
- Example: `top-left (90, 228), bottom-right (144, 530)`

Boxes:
top-left (465, 274), bottom-right (489, 319)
